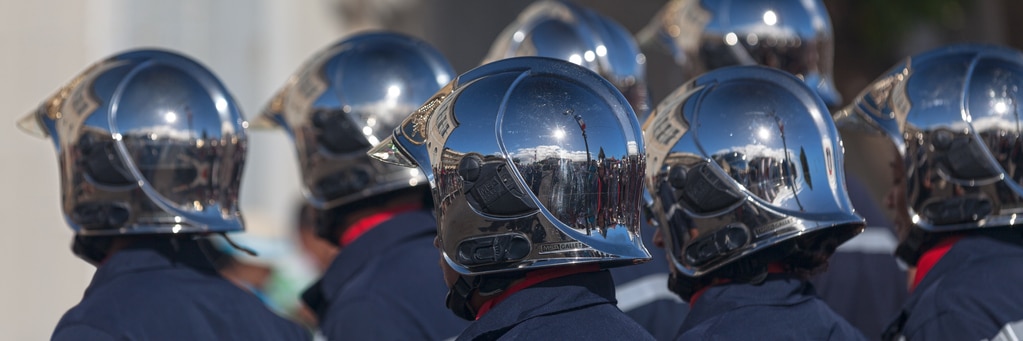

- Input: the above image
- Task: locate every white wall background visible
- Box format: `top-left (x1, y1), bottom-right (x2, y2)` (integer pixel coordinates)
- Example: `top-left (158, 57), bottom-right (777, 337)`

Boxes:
top-left (0, 1), bottom-right (348, 338)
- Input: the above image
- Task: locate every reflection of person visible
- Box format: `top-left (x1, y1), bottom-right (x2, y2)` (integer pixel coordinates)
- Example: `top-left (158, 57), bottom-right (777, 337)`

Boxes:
top-left (258, 32), bottom-right (468, 340)
top-left (485, 2), bottom-right (687, 337)
top-left (836, 44), bottom-right (1023, 341)
top-left (18, 49), bottom-right (309, 340)
top-left (644, 66), bottom-right (866, 340)
top-left (370, 57), bottom-right (655, 340)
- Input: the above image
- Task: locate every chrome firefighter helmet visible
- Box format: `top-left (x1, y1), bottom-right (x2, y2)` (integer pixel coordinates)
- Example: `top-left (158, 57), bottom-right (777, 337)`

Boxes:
top-left (639, 0), bottom-right (841, 106)
top-left (370, 56), bottom-right (651, 276)
top-left (18, 49), bottom-right (248, 237)
top-left (258, 31), bottom-right (455, 209)
top-left (485, 0), bottom-right (650, 118)
top-left (645, 65), bottom-right (863, 281)
top-left (833, 44), bottom-right (1023, 265)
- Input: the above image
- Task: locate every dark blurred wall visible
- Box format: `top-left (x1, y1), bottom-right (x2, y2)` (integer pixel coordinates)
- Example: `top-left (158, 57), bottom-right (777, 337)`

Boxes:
top-left (355, 0), bottom-right (1021, 110)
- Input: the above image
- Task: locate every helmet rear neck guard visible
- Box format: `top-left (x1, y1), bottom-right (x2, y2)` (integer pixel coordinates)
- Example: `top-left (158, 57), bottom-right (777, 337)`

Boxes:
top-left (21, 49), bottom-right (247, 239)
top-left (369, 57), bottom-right (651, 277)
top-left (835, 44), bottom-right (1023, 265)
top-left (645, 65), bottom-right (863, 280)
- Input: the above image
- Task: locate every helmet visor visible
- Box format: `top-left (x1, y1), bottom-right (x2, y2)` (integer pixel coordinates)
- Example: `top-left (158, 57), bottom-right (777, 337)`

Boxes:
top-left (109, 62), bottom-right (246, 228)
top-left (497, 75), bottom-right (647, 241)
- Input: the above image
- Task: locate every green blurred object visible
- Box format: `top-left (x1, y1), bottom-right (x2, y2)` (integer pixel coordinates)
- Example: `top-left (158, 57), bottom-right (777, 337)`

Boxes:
top-left (845, 0), bottom-right (968, 56)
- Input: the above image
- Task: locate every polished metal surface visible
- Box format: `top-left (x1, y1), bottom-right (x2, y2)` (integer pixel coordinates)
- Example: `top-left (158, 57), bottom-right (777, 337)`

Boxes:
top-left (644, 65), bottom-right (863, 277)
top-left (370, 57), bottom-right (651, 275)
top-left (638, 0), bottom-right (841, 106)
top-left (485, 0), bottom-right (650, 118)
top-left (834, 44), bottom-right (1023, 262)
top-left (19, 49), bottom-right (247, 236)
top-left (258, 32), bottom-right (455, 209)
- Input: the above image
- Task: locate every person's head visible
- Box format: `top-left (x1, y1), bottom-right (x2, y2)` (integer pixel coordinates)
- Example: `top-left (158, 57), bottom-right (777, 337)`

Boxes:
top-left (258, 31), bottom-right (455, 244)
top-left (19, 49), bottom-right (248, 265)
top-left (644, 65), bottom-right (863, 300)
top-left (834, 44), bottom-right (1023, 267)
top-left (639, 0), bottom-right (840, 106)
top-left (485, 0), bottom-right (650, 118)
top-left (369, 56), bottom-right (651, 320)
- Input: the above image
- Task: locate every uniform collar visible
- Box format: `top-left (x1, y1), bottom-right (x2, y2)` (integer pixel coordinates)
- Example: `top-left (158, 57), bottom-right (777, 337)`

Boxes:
top-left (86, 238), bottom-right (218, 297)
top-left (911, 235), bottom-right (962, 290)
top-left (911, 234), bottom-right (1020, 298)
top-left (475, 265), bottom-right (600, 319)
top-left (302, 209), bottom-right (436, 316)
top-left (884, 234), bottom-right (1023, 340)
top-left (339, 204), bottom-right (421, 247)
top-left (681, 275), bottom-right (816, 332)
top-left (457, 270), bottom-right (617, 340)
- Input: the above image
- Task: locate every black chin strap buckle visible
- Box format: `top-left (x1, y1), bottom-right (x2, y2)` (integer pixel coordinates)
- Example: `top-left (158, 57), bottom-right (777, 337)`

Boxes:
top-left (445, 276), bottom-right (479, 321)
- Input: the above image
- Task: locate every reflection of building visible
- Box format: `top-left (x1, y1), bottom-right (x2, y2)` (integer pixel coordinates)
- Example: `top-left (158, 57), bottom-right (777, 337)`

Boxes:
top-left (712, 150), bottom-right (798, 204)
top-left (66, 126), bottom-right (241, 231)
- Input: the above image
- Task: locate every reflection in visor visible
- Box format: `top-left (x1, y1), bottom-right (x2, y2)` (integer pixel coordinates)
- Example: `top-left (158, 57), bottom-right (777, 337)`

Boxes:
top-left (110, 63), bottom-right (245, 221)
top-left (498, 77), bottom-right (646, 236)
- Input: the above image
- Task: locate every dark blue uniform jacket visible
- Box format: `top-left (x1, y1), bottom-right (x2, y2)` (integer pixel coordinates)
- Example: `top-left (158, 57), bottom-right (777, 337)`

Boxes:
top-left (52, 238), bottom-right (309, 341)
top-left (457, 270), bottom-right (655, 341)
top-left (302, 210), bottom-right (468, 341)
top-left (883, 235), bottom-right (1023, 341)
top-left (677, 275), bottom-right (867, 341)
top-left (610, 221), bottom-right (688, 340)
top-left (814, 176), bottom-right (907, 340)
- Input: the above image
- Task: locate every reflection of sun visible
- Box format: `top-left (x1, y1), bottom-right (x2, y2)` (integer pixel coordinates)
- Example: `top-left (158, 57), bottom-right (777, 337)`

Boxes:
top-left (993, 100), bottom-right (1009, 114)
top-left (553, 128), bottom-right (566, 140)
top-left (757, 127), bottom-right (770, 140)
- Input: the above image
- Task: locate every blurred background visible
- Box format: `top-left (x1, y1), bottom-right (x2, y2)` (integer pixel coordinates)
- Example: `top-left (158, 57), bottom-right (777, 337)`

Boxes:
top-left (1, 0), bottom-right (1021, 339)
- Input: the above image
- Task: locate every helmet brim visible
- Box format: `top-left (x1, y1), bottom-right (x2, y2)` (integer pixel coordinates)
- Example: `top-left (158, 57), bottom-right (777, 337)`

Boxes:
top-left (368, 135), bottom-right (418, 168)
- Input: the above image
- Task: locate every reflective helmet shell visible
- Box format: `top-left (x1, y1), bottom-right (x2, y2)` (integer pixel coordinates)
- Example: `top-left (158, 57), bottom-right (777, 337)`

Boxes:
top-left (19, 49), bottom-right (248, 236)
top-left (640, 0), bottom-right (840, 106)
top-left (259, 32), bottom-right (455, 209)
top-left (834, 44), bottom-right (1023, 264)
top-left (645, 65), bottom-right (863, 277)
top-left (370, 56), bottom-right (651, 275)
top-left (486, 0), bottom-right (650, 118)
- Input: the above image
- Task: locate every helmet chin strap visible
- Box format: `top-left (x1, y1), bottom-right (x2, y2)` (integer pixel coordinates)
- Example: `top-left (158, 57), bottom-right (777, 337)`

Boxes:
top-left (445, 276), bottom-right (479, 321)
top-left (72, 235), bottom-right (112, 266)
top-left (444, 274), bottom-right (518, 321)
